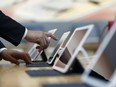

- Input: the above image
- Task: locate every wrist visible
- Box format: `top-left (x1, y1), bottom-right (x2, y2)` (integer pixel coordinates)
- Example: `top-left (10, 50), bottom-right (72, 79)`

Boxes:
top-left (23, 28), bottom-right (28, 39)
top-left (24, 30), bottom-right (35, 43)
top-left (24, 30), bottom-right (31, 41)
top-left (0, 48), bottom-right (7, 53)
top-left (0, 48), bottom-right (7, 60)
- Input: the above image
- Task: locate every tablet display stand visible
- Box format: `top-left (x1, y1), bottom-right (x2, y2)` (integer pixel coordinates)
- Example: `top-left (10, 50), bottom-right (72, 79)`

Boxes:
top-left (66, 58), bottom-right (84, 74)
top-left (26, 58), bottom-right (84, 76)
top-left (41, 51), bottom-right (47, 62)
top-left (26, 51), bottom-right (49, 67)
top-left (27, 50), bottom-right (59, 67)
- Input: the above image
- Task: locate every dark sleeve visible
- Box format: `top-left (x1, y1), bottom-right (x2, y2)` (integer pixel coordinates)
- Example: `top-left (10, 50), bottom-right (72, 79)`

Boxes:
top-left (0, 10), bottom-right (26, 46)
top-left (0, 41), bottom-right (5, 48)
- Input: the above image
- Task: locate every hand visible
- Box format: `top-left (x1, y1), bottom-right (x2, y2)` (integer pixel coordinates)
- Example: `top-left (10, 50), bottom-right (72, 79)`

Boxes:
top-left (25, 30), bottom-right (57, 51)
top-left (0, 49), bottom-right (32, 65)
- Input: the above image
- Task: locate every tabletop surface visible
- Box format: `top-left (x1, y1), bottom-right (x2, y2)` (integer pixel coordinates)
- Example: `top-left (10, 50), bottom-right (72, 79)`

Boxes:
top-left (0, 60), bottom-right (82, 87)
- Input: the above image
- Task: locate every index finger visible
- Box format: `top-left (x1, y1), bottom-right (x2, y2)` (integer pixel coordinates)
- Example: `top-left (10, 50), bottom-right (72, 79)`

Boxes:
top-left (45, 33), bottom-right (57, 40)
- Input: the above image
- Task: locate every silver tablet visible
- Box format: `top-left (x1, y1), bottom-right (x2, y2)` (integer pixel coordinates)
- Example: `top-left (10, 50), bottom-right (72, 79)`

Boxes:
top-left (82, 21), bottom-right (116, 87)
top-left (47, 31), bottom-right (70, 64)
top-left (53, 24), bottom-right (94, 73)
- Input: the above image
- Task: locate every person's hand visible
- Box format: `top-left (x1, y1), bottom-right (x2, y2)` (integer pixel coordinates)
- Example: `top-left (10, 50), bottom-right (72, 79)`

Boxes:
top-left (25, 30), bottom-right (57, 51)
top-left (0, 49), bottom-right (32, 65)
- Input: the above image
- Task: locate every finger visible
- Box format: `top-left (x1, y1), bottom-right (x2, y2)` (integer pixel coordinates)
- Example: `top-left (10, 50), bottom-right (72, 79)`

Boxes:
top-left (36, 37), bottom-right (48, 51)
top-left (7, 56), bottom-right (19, 65)
top-left (35, 38), bottom-right (44, 50)
top-left (39, 37), bottom-right (48, 50)
top-left (19, 52), bottom-right (32, 64)
top-left (36, 38), bottom-right (44, 46)
top-left (38, 47), bottom-right (43, 52)
top-left (25, 53), bottom-right (32, 64)
top-left (36, 46), bottom-right (40, 49)
top-left (35, 38), bottom-right (41, 45)
top-left (45, 33), bottom-right (57, 40)
top-left (36, 46), bottom-right (42, 52)
top-left (39, 38), bottom-right (45, 48)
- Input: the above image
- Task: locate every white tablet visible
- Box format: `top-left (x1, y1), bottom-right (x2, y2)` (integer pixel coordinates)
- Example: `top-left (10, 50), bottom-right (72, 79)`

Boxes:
top-left (28, 29), bottom-right (57, 61)
top-left (53, 24), bottom-right (94, 73)
top-left (47, 31), bottom-right (70, 64)
top-left (82, 22), bottom-right (116, 87)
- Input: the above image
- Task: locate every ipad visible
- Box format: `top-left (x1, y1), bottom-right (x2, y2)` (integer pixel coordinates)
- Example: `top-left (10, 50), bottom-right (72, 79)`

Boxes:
top-left (82, 22), bottom-right (116, 87)
top-left (47, 31), bottom-right (70, 64)
top-left (53, 24), bottom-right (94, 73)
top-left (28, 29), bottom-right (57, 61)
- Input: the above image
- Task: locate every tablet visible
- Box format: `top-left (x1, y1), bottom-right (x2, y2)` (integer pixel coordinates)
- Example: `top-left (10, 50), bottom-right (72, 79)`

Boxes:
top-left (82, 21), bottom-right (116, 87)
top-left (47, 31), bottom-right (70, 64)
top-left (53, 24), bottom-right (94, 73)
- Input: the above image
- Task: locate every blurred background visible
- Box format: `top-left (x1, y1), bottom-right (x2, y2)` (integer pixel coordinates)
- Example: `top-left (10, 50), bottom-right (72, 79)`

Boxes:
top-left (0, 0), bottom-right (116, 54)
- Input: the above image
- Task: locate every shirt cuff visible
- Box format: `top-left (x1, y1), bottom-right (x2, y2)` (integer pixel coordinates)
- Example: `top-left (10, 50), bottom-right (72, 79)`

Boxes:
top-left (22, 28), bottom-right (28, 39)
top-left (0, 48), bottom-right (7, 53)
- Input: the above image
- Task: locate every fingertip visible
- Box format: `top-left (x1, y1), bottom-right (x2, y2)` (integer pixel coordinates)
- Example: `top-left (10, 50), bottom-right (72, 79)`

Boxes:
top-left (26, 61), bottom-right (32, 64)
top-left (46, 33), bottom-right (57, 40)
top-left (15, 61), bottom-right (19, 65)
top-left (29, 58), bottom-right (32, 64)
top-left (16, 62), bottom-right (20, 65)
top-left (22, 53), bottom-right (32, 64)
top-left (27, 58), bottom-right (32, 64)
top-left (51, 35), bottom-right (57, 41)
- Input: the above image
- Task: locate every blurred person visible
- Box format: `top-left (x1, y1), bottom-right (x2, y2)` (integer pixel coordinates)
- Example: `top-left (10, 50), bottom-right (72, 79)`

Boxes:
top-left (0, 10), bottom-right (57, 65)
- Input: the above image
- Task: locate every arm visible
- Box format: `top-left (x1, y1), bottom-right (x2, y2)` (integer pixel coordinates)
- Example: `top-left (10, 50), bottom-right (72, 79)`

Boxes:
top-left (0, 41), bottom-right (6, 60)
top-left (0, 11), bottom-right (25, 46)
top-left (0, 10), bottom-right (57, 65)
top-left (0, 11), bottom-right (31, 64)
